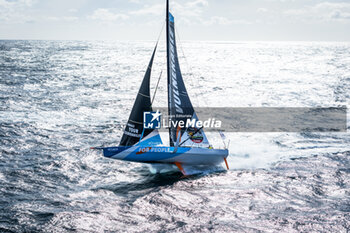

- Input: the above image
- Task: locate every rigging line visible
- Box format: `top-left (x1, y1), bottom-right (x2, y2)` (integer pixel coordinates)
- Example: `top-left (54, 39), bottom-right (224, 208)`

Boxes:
top-left (156, 21), bottom-right (166, 45)
top-left (174, 27), bottom-right (204, 108)
top-left (150, 21), bottom-right (165, 107)
top-left (151, 70), bottom-right (163, 106)
top-left (149, 21), bottom-right (165, 69)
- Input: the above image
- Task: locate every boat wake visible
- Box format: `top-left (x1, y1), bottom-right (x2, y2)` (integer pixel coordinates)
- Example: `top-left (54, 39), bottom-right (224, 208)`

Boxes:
top-left (149, 163), bottom-right (226, 176)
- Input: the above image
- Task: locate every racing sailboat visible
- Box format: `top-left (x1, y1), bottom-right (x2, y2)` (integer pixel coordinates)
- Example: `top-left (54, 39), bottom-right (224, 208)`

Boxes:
top-left (92, 0), bottom-right (229, 175)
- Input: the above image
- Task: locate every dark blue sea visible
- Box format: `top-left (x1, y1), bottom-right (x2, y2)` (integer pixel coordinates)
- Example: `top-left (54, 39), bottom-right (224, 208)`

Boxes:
top-left (0, 40), bottom-right (349, 232)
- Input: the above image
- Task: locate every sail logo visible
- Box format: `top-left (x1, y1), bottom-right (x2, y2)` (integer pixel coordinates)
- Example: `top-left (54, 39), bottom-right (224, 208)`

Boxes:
top-left (144, 111), bottom-right (162, 129)
top-left (169, 29), bottom-right (184, 114)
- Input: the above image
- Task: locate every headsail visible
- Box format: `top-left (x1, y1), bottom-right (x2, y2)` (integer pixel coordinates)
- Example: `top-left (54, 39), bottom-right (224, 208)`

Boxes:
top-left (120, 45), bottom-right (162, 147)
top-left (166, 2), bottom-right (210, 148)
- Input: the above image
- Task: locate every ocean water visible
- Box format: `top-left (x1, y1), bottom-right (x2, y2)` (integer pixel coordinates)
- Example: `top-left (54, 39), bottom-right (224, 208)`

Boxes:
top-left (0, 40), bottom-right (349, 232)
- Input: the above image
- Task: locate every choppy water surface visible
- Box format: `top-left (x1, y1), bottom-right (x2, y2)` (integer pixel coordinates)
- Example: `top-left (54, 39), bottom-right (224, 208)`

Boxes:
top-left (0, 40), bottom-right (349, 232)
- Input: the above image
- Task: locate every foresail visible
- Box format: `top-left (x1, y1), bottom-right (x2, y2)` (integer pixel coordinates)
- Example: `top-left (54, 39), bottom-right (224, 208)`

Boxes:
top-left (166, 10), bottom-right (210, 148)
top-left (136, 130), bottom-right (163, 147)
top-left (119, 45), bottom-right (162, 147)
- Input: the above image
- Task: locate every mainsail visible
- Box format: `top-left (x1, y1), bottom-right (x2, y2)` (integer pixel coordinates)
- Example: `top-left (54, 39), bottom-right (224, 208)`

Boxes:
top-left (166, 1), bottom-right (210, 148)
top-left (119, 45), bottom-right (162, 147)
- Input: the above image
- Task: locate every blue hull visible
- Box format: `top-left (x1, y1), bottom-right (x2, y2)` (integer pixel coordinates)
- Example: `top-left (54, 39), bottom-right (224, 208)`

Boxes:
top-left (100, 146), bottom-right (229, 166)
